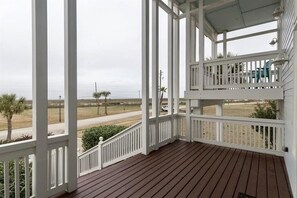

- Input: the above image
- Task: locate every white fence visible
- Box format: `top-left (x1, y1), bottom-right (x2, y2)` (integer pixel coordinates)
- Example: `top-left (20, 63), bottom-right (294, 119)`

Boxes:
top-left (190, 115), bottom-right (285, 156)
top-left (0, 134), bottom-right (69, 198)
top-left (0, 140), bottom-right (34, 198)
top-left (78, 122), bottom-right (142, 176)
top-left (47, 135), bottom-right (68, 197)
top-left (77, 114), bottom-right (185, 176)
top-left (190, 50), bottom-right (282, 90)
top-left (101, 122), bottom-right (142, 168)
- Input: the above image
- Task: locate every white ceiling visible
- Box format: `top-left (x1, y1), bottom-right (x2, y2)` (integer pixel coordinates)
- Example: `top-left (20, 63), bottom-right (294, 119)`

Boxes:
top-left (175, 0), bottom-right (280, 34)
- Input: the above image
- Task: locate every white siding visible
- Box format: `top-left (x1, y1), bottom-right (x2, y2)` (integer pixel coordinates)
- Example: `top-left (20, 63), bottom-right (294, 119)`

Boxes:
top-left (280, 0), bottom-right (296, 196)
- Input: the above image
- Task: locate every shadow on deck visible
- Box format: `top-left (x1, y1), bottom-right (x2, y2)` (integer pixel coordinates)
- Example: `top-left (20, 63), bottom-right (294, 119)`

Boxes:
top-left (62, 141), bottom-right (292, 198)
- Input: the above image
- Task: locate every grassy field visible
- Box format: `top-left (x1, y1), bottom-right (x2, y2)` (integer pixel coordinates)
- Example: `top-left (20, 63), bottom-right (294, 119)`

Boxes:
top-left (0, 104), bottom-right (141, 131)
top-left (0, 101), bottom-right (260, 132)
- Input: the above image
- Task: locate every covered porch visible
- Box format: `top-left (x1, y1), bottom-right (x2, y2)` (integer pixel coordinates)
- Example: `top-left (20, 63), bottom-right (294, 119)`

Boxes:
top-left (68, 141), bottom-right (292, 198)
top-left (1, 0), bottom-right (296, 197)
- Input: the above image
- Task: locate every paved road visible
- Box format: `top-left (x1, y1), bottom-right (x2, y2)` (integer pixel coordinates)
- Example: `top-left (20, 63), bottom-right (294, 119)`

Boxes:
top-left (0, 111), bottom-right (142, 140)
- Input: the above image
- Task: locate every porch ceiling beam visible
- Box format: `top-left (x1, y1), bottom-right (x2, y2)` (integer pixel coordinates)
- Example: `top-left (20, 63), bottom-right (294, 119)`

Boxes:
top-left (179, 0), bottom-right (235, 19)
top-left (159, 0), bottom-right (179, 19)
top-left (216, 28), bottom-right (278, 43)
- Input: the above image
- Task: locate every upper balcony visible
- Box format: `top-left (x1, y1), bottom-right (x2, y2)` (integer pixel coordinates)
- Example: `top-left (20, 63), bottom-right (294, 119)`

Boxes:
top-left (186, 50), bottom-right (284, 100)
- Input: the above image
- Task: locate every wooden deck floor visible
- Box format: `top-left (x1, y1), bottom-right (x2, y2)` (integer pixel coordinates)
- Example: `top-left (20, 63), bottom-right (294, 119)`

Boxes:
top-left (63, 141), bottom-right (292, 198)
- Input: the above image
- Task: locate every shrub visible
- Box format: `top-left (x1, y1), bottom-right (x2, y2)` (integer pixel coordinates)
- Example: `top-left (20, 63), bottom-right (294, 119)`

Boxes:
top-left (0, 160), bottom-right (32, 197)
top-left (250, 100), bottom-right (277, 147)
top-left (82, 125), bottom-right (127, 151)
top-left (250, 100), bottom-right (277, 120)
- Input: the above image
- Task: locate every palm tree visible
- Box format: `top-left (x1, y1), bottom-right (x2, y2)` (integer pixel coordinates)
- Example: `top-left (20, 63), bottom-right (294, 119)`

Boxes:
top-left (100, 91), bottom-right (111, 115)
top-left (0, 94), bottom-right (27, 141)
top-left (160, 87), bottom-right (167, 106)
top-left (93, 92), bottom-right (102, 115)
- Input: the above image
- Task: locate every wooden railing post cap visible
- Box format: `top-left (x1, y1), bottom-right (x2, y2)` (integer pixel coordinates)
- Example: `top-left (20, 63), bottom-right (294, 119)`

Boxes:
top-left (99, 137), bottom-right (104, 142)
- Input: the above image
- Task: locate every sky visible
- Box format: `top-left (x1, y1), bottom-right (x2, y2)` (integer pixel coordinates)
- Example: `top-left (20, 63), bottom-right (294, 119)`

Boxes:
top-left (0, 0), bottom-right (277, 100)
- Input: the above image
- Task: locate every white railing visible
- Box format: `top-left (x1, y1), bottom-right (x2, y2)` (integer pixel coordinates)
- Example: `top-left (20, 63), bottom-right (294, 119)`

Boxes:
top-left (149, 114), bottom-right (180, 150)
top-left (101, 122), bottom-right (142, 168)
top-left (0, 134), bottom-right (69, 197)
top-left (177, 114), bottom-right (186, 139)
top-left (190, 50), bottom-right (282, 90)
top-left (47, 135), bottom-right (68, 197)
top-left (77, 122), bottom-right (142, 177)
top-left (77, 145), bottom-right (99, 176)
top-left (0, 140), bottom-right (35, 198)
top-left (191, 114), bottom-right (285, 156)
top-left (78, 114), bottom-right (185, 176)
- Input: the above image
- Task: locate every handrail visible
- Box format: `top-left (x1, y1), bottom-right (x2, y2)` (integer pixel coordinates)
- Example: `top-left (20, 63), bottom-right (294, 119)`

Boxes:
top-left (101, 121), bottom-right (142, 145)
top-left (190, 50), bottom-right (282, 66)
top-left (190, 114), bottom-right (285, 125)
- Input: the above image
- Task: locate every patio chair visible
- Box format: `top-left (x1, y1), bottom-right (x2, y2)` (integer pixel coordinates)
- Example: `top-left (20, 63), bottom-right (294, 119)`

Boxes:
top-left (250, 60), bottom-right (272, 83)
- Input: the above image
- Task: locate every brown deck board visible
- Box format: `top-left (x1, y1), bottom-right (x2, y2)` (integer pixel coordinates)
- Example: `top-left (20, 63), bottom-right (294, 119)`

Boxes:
top-left (88, 141), bottom-right (197, 197)
top-left (257, 153), bottom-right (268, 198)
top-left (267, 155), bottom-right (279, 198)
top-left (221, 150), bottom-right (247, 198)
top-left (112, 143), bottom-right (205, 198)
top-left (69, 141), bottom-right (188, 197)
top-left (210, 149), bottom-right (241, 198)
top-left (62, 141), bottom-right (292, 198)
top-left (163, 145), bottom-right (221, 198)
top-left (198, 148), bottom-right (235, 197)
top-left (246, 152), bottom-right (259, 197)
top-left (175, 147), bottom-right (228, 197)
top-left (273, 156), bottom-right (292, 198)
top-left (233, 151), bottom-right (253, 197)
top-left (187, 148), bottom-right (234, 197)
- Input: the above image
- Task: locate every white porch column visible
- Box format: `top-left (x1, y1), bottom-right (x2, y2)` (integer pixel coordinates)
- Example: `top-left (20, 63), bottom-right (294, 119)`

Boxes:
top-left (152, 0), bottom-right (159, 149)
top-left (173, 5), bottom-right (180, 115)
top-left (223, 31), bottom-right (228, 84)
top-left (198, 0), bottom-right (204, 91)
top-left (168, 0), bottom-right (174, 141)
top-left (142, 0), bottom-right (150, 155)
top-left (215, 101), bottom-right (224, 142)
top-left (185, 0), bottom-right (191, 142)
top-left (64, 0), bottom-right (77, 192)
top-left (32, 0), bottom-right (48, 196)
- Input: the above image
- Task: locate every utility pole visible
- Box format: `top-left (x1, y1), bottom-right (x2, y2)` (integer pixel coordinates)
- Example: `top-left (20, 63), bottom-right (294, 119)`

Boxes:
top-left (138, 90), bottom-right (141, 99)
top-left (95, 82), bottom-right (98, 92)
top-left (159, 69), bottom-right (163, 90)
top-left (58, 95), bottom-right (62, 122)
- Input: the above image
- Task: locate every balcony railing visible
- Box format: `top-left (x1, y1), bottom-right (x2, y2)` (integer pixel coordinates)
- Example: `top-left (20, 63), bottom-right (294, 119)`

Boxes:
top-left (1, 113), bottom-right (286, 196)
top-left (0, 134), bottom-right (69, 197)
top-left (190, 50), bottom-right (282, 91)
top-left (188, 114), bottom-right (285, 156)
top-left (77, 114), bottom-right (185, 176)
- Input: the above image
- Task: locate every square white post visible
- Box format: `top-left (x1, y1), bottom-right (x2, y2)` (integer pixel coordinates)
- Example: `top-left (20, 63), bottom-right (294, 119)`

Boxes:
top-left (198, 0), bottom-right (204, 91)
top-left (64, 0), bottom-right (77, 192)
top-left (185, 0), bottom-right (192, 142)
top-left (173, 5), bottom-right (180, 115)
top-left (168, 0), bottom-right (174, 141)
top-left (142, 0), bottom-right (150, 155)
top-left (32, 0), bottom-right (48, 196)
top-left (223, 31), bottom-right (228, 84)
top-left (152, 0), bottom-right (159, 149)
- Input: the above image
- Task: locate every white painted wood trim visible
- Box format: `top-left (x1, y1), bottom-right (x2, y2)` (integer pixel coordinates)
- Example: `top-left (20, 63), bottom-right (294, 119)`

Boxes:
top-left (185, 0), bottom-right (191, 142)
top-left (185, 89), bottom-right (284, 100)
top-left (216, 28), bottom-right (278, 43)
top-left (152, 0), bottom-right (160, 149)
top-left (31, 0), bottom-right (48, 196)
top-left (142, 0), bottom-right (150, 155)
top-left (173, 5), bottom-right (180, 114)
top-left (64, 0), bottom-right (77, 192)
